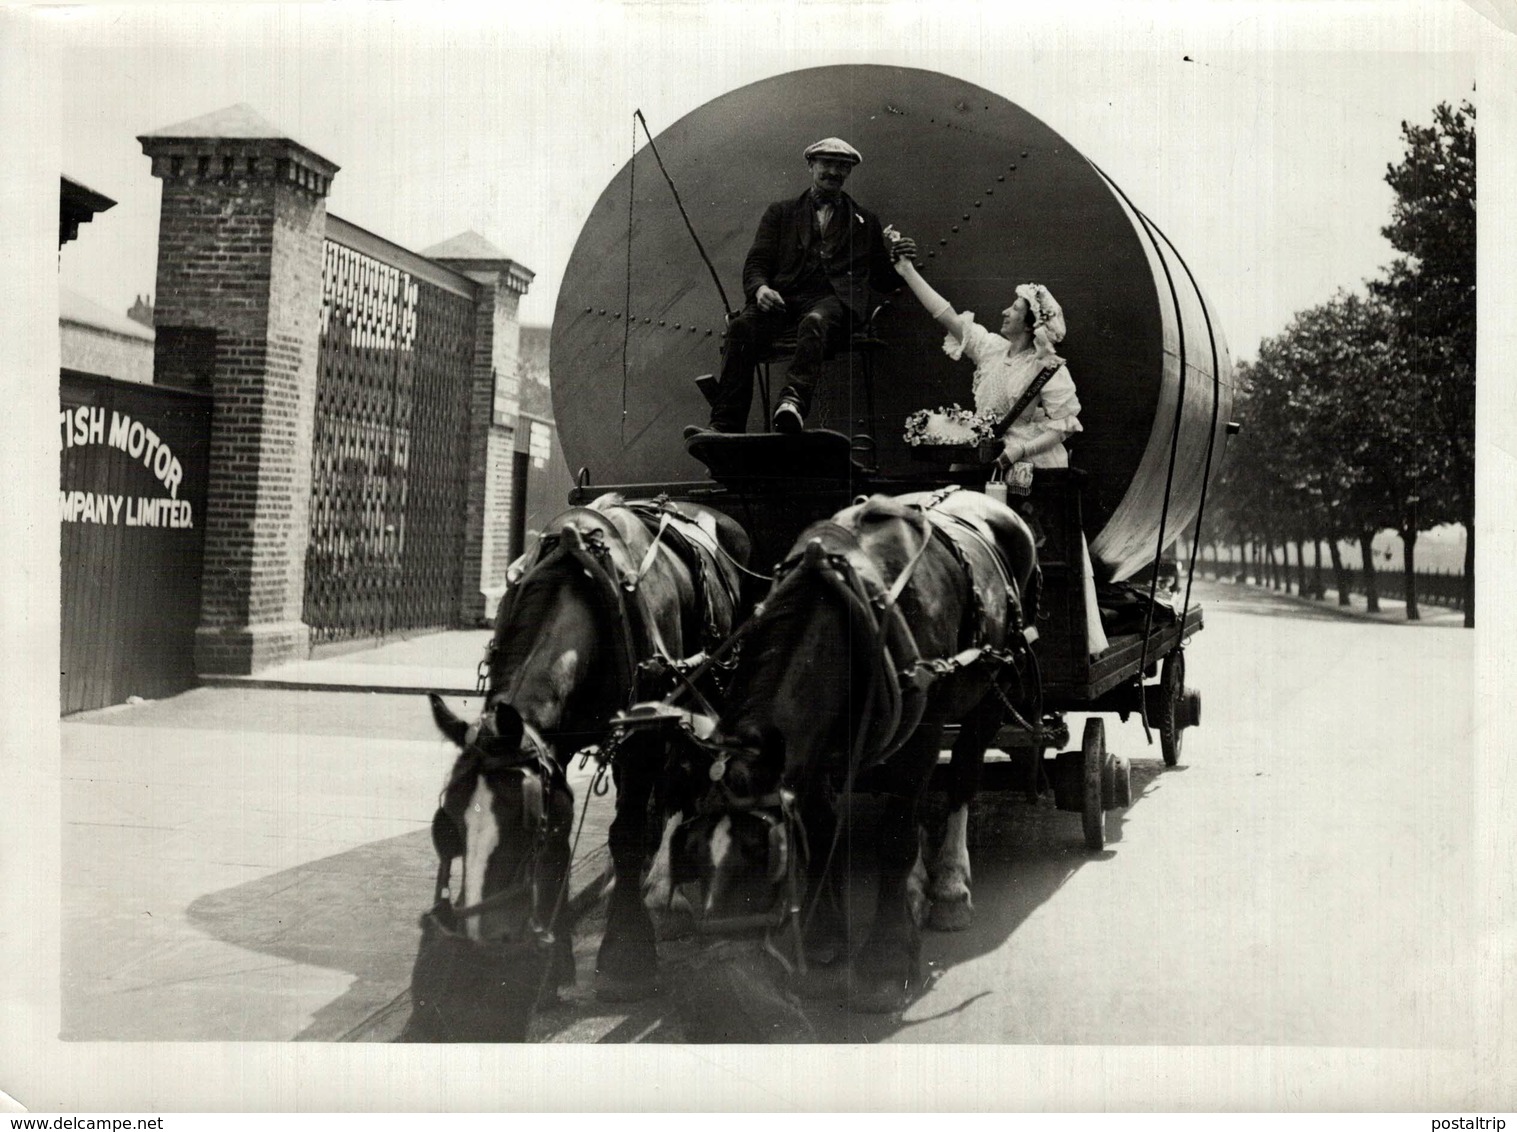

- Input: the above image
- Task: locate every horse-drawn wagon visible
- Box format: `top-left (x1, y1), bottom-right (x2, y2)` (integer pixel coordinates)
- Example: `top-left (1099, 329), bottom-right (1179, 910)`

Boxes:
top-left (555, 64), bottom-right (1233, 850)
top-left (407, 64), bottom-right (1235, 1035)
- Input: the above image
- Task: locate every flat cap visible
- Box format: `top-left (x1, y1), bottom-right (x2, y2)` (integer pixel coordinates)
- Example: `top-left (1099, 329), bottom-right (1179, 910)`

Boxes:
top-left (803, 137), bottom-right (862, 165)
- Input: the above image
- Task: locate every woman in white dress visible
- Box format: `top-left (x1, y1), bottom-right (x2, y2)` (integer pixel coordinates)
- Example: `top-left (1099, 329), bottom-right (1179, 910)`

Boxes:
top-left (890, 243), bottom-right (1109, 655)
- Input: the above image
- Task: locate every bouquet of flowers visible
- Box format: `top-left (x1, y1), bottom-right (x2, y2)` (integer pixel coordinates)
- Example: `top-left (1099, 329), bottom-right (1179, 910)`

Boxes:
top-left (903, 404), bottom-right (998, 448)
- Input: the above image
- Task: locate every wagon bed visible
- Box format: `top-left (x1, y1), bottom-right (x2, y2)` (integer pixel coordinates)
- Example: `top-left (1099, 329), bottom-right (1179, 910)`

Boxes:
top-left (568, 451), bottom-right (1197, 705)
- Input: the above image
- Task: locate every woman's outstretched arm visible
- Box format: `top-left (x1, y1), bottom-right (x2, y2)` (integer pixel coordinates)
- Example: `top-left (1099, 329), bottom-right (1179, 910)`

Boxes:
top-left (885, 232), bottom-right (963, 336)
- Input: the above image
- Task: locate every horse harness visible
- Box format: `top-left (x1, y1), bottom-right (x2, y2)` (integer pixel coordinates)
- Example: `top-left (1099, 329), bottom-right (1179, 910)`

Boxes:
top-left (426, 716), bottom-right (572, 951)
top-left (624, 498), bottom-right (743, 653)
top-left (782, 488), bottom-right (1033, 765)
top-left (480, 499), bottom-right (739, 708)
top-left (639, 489), bottom-right (1036, 956)
top-left (437, 499), bottom-right (740, 945)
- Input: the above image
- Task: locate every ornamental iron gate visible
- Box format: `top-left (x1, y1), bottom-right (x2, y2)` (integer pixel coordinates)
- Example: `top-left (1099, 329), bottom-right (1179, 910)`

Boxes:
top-left (304, 231), bottom-right (476, 649)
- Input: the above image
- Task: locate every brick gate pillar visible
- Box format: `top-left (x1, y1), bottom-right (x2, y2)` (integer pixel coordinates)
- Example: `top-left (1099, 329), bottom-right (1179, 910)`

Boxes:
top-left (423, 232), bottom-right (535, 626)
top-left (140, 105), bottom-right (339, 674)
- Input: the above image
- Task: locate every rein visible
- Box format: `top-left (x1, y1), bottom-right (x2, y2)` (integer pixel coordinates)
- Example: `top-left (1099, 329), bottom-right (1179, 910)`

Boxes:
top-left (446, 518), bottom-right (663, 937)
top-left (702, 498), bottom-right (1037, 957)
top-left (444, 498), bottom-right (747, 948)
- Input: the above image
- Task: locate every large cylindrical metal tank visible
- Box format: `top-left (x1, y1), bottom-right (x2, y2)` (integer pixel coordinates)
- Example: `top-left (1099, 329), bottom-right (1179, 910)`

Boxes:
top-left (552, 65), bottom-right (1233, 582)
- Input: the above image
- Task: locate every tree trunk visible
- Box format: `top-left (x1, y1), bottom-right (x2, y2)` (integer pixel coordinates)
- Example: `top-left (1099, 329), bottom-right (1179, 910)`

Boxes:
top-left (1236, 540), bottom-right (1247, 584)
top-left (1400, 525), bottom-right (1420, 621)
top-left (1359, 531), bottom-right (1380, 613)
top-left (1295, 538), bottom-right (1309, 597)
top-left (1265, 541), bottom-right (1277, 589)
top-left (1329, 540), bottom-right (1352, 606)
top-left (1312, 539), bottom-right (1326, 599)
top-left (1463, 518), bottom-right (1474, 628)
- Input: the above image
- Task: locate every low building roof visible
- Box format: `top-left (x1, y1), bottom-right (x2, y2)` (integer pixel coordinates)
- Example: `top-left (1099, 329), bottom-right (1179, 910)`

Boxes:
top-left (421, 230), bottom-right (511, 261)
top-left (421, 231), bottom-right (534, 293)
top-left (61, 175), bottom-right (116, 215)
top-left (59, 287), bottom-right (156, 342)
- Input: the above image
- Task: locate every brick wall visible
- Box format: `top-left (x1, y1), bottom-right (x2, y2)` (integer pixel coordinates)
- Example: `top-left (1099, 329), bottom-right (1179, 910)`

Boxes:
top-left (141, 125), bottom-right (338, 674)
top-left (152, 178), bottom-right (278, 353)
top-left (483, 426), bottom-right (520, 612)
top-left (140, 110), bottom-right (535, 659)
top-left (477, 287), bottom-right (523, 610)
top-left (492, 289), bottom-right (522, 421)
top-left (456, 285), bottom-right (500, 624)
top-left (263, 185), bottom-right (325, 634)
top-left (428, 253), bottom-right (531, 625)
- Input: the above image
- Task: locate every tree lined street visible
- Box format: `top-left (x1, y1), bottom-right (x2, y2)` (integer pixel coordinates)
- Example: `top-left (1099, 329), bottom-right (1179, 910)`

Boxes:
top-left (1207, 102), bottom-right (1475, 626)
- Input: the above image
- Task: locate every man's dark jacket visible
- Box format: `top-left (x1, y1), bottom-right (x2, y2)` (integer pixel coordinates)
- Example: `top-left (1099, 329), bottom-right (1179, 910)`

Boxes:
top-left (741, 190), bottom-right (899, 321)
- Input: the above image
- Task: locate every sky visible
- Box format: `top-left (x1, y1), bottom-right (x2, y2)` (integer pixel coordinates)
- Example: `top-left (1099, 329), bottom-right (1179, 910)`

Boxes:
top-left (46, 1), bottom-right (1490, 364)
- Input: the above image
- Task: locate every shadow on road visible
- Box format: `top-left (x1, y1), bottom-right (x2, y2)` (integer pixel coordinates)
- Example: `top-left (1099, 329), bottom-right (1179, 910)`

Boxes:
top-left (185, 829), bottom-right (436, 1040)
top-left (523, 754), bottom-right (1177, 1045)
top-left (175, 753), bottom-right (1177, 1044)
top-left (785, 756), bottom-right (1170, 1043)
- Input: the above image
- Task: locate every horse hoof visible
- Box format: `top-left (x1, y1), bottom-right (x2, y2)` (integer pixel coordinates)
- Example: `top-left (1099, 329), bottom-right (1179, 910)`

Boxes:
top-left (594, 972), bottom-right (660, 1003)
top-left (928, 896), bottom-right (974, 932)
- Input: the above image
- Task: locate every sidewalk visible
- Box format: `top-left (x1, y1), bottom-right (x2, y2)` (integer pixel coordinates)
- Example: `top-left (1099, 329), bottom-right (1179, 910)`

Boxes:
top-left (1194, 574), bottom-right (1467, 628)
top-left (201, 628), bottom-right (494, 695)
top-left (61, 629), bottom-right (615, 1043)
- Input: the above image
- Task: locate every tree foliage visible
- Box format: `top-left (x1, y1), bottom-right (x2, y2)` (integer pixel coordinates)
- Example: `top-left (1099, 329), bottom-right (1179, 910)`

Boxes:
top-left (1204, 101), bottom-right (1474, 622)
top-left (1371, 101), bottom-right (1475, 527)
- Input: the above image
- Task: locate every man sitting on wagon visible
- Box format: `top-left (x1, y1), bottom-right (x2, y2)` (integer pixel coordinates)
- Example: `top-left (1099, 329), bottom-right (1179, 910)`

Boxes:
top-left (687, 136), bottom-right (906, 436)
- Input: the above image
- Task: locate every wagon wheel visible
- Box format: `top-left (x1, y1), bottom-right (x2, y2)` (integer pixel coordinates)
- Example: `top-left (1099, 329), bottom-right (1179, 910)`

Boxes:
top-left (1158, 649), bottom-right (1186, 767)
top-left (1081, 718), bottom-right (1106, 851)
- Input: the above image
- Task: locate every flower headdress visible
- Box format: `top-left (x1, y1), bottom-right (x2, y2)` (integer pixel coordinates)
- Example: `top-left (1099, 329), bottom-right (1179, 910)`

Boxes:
top-left (1014, 283), bottom-right (1066, 360)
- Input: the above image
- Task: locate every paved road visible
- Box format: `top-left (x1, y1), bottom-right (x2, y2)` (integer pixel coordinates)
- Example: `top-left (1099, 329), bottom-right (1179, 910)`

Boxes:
top-left (60, 680), bottom-right (614, 1042)
top-left (528, 579), bottom-right (1474, 1045)
top-left (59, 581), bottom-right (1473, 1046)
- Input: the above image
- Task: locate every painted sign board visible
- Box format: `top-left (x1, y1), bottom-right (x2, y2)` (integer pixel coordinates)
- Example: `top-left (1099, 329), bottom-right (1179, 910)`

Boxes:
top-left (59, 371), bottom-right (212, 714)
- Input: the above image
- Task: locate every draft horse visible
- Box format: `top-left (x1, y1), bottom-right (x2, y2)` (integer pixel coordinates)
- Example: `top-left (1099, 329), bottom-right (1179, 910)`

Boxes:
top-left (655, 488), bottom-right (1039, 1014)
top-left (403, 493), bottom-right (750, 1040)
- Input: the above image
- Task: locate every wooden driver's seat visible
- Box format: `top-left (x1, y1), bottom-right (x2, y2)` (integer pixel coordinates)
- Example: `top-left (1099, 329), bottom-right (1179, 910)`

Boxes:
top-left (746, 303), bottom-right (890, 468)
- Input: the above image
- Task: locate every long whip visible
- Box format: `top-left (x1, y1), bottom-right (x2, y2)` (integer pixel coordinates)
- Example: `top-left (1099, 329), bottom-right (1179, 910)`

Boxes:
top-left (634, 109), bottom-right (735, 318)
